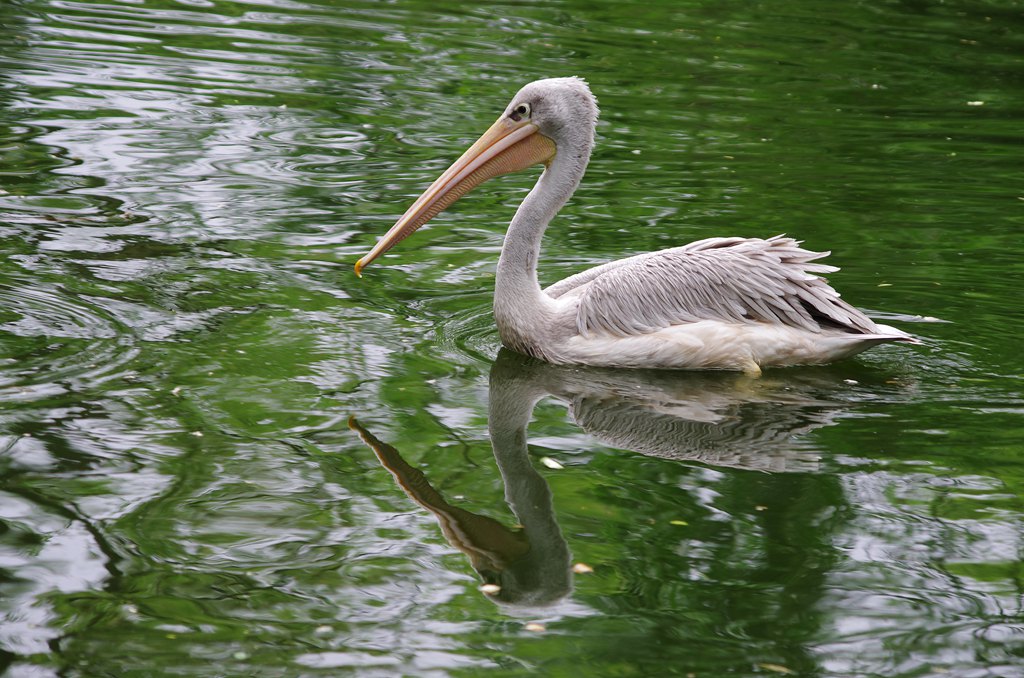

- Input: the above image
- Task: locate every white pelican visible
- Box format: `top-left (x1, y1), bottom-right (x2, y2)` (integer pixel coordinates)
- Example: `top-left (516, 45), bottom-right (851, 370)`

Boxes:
top-left (356, 77), bottom-right (917, 374)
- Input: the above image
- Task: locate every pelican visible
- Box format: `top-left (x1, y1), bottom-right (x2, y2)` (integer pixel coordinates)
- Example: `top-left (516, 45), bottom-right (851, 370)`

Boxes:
top-left (356, 77), bottom-right (918, 374)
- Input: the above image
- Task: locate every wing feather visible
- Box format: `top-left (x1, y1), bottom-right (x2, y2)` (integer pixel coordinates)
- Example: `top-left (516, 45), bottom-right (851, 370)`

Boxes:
top-left (561, 235), bottom-right (881, 338)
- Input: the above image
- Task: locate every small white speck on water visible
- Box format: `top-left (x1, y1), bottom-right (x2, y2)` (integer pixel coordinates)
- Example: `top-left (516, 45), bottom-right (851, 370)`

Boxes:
top-left (844, 379), bottom-right (859, 385)
top-left (190, 431), bottom-right (203, 437)
top-left (966, 100), bottom-right (984, 106)
top-left (233, 652), bottom-right (248, 660)
top-left (524, 622), bottom-right (546, 632)
top-left (480, 584), bottom-right (501, 594)
top-left (572, 562), bottom-right (594, 574)
top-left (171, 387), bottom-right (182, 396)
top-left (540, 457), bottom-right (564, 469)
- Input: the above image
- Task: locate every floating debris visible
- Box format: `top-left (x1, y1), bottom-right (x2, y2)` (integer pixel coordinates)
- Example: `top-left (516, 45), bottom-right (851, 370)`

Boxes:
top-left (755, 505), bottom-right (768, 511)
top-left (966, 100), bottom-right (984, 106)
top-left (479, 584), bottom-right (501, 594)
top-left (314, 625), bottom-right (333, 635)
top-left (877, 283), bottom-right (892, 287)
top-left (757, 663), bottom-right (796, 675)
top-left (540, 457), bottom-right (564, 470)
top-left (669, 520), bottom-right (689, 526)
top-left (524, 622), bottom-right (546, 632)
top-left (171, 386), bottom-right (182, 396)
top-left (843, 379), bottom-right (859, 385)
top-left (572, 562), bottom-right (594, 574)
top-left (190, 431), bottom-right (203, 437)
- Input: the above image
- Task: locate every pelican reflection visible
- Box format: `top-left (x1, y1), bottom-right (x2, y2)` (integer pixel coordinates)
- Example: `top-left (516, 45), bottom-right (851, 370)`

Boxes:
top-left (351, 349), bottom-right (858, 607)
top-left (349, 414), bottom-right (569, 608)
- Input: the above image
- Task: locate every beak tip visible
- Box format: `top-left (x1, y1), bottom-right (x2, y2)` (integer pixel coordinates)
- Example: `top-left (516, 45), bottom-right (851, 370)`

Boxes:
top-left (354, 259), bottom-right (365, 278)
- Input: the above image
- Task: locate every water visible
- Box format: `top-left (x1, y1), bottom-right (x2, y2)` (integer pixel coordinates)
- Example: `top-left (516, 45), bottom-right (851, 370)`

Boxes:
top-left (1, 0), bottom-right (1022, 675)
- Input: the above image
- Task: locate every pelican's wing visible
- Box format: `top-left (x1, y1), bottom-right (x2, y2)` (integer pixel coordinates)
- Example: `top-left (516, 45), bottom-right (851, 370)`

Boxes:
top-left (557, 235), bottom-right (883, 337)
top-left (546, 256), bottom-right (634, 299)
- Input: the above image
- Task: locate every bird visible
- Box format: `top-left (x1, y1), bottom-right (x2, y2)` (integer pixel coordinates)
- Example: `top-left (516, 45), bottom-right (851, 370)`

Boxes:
top-left (355, 77), bottom-right (918, 375)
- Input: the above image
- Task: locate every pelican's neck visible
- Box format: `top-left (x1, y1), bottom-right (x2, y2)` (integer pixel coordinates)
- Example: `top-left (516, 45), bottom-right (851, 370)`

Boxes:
top-left (494, 145), bottom-right (590, 355)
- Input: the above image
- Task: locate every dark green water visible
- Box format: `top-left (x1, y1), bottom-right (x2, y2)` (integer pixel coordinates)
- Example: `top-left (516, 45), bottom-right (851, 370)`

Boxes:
top-left (1, 0), bottom-right (1023, 675)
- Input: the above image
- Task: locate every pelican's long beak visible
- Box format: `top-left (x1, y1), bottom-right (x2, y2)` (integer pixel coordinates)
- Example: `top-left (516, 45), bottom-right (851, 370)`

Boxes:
top-left (355, 115), bottom-right (556, 276)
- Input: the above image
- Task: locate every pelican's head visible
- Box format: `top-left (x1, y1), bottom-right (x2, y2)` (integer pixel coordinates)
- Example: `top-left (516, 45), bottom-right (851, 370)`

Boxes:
top-left (503, 77), bottom-right (599, 152)
top-left (355, 77), bottom-right (599, 276)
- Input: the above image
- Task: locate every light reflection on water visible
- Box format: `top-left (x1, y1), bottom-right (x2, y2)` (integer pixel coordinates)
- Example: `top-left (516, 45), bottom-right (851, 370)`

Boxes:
top-left (0, 0), bottom-right (1022, 675)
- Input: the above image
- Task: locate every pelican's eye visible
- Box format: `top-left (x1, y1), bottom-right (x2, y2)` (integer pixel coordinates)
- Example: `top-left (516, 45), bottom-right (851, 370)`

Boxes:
top-left (509, 102), bottom-right (531, 122)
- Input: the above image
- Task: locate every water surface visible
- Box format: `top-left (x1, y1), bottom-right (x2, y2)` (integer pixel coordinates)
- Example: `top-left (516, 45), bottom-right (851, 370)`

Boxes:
top-left (1, 0), bottom-right (1023, 676)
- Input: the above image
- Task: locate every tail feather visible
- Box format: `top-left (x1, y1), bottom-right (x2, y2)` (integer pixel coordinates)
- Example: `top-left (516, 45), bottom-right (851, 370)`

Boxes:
top-left (872, 324), bottom-right (921, 344)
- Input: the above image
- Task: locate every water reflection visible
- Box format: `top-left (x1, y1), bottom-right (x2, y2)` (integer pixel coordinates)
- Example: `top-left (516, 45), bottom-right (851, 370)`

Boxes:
top-left (349, 409), bottom-right (572, 609)
top-left (490, 349), bottom-right (854, 473)
top-left (352, 349), bottom-right (863, 609)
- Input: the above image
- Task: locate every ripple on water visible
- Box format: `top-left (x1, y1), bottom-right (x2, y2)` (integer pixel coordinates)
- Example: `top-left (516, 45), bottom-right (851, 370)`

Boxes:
top-left (0, 281), bottom-right (137, 402)
top-left (0, 490), bottom-right (111, 656)
top-left (428, 295), bottom-right (500, 367)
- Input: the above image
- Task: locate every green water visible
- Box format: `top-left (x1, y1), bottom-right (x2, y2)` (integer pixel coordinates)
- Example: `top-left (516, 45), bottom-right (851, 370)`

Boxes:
top-left (1, 0), bottom-right (1023, 675)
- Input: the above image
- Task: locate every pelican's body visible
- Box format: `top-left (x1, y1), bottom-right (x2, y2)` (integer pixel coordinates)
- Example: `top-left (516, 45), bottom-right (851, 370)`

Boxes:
top-left (357, 77), bottom-right (917, 374)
